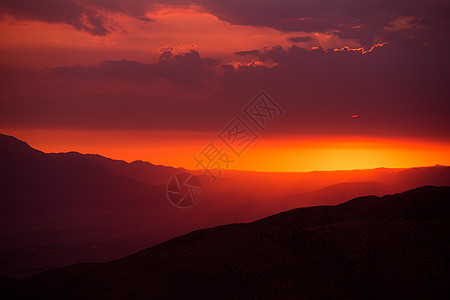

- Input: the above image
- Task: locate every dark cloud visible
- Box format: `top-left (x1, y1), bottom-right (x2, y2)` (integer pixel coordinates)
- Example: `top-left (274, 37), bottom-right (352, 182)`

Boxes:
top-left (51, 50), bottom-right (219, 85)
top-left (1, 0), bottom-right (449, 49)
top-left (84, 0), bottom-right (156, 20)
top-left (156, 49), bottom-right (219, 85)
top-left (234, 50), bottom-right (262, 57)
top-left (0, 0), bottom-right (111, 36)
top-left (0, 0), bottom-right (154, 35)
top-left (0, 0), bottom-right (450, 49)
top-left (135, 16), bottom-right (154, 22)
top-left (197, 0), bottom-right (450, 47)
top-left (2, 41), bottom-right (449, 139)
top-left (288, 36), bottom-right (312, 43)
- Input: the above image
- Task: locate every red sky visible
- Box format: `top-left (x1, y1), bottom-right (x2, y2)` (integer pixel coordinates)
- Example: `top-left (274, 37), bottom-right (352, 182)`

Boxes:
top-left (1, 1), bottom-right (449, 171)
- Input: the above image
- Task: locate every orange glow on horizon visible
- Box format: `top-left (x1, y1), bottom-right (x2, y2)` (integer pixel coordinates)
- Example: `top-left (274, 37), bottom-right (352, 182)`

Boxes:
top-left (2, 128), bottom-right (450, 173)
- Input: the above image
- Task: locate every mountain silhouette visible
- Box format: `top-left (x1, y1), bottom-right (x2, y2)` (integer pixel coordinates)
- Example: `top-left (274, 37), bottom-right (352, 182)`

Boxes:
top-left (4, 186), bottom-right (449, 299)
top-left (0, 134), bottom-right (167, 211)
top-left (49, 152), bottom-right (184, 186)
top-left (1, 133), bottom-right (450, 280)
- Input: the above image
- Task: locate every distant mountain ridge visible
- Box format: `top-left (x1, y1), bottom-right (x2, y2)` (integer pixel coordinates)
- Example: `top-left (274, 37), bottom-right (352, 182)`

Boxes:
top-left (1, 133), bottom-right (450, 280)
top-left (49, 151), bottom-right (184, 186)
top-left (4, 186), bottom-right (450, 299)
top-left (0, 134), bottom-right (168, 212)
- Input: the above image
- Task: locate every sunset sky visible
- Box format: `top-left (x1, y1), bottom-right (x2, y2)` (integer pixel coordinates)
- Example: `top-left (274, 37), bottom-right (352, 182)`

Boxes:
top-left (1, 0), bottom-right (449, 171)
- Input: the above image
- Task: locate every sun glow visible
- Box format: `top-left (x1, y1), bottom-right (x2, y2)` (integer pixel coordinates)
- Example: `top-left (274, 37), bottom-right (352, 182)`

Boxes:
top-left (3, 128), bottom-right (450, 172)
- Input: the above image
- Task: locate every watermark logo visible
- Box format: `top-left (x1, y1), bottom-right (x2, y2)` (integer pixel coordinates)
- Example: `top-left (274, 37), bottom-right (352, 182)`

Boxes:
top-left (219, 116), bottom-right (258, 157)
top-left (166, 90), bottom-right (284, 208)
top-left (244, 91), bottom-right (284, 131)
top-left (166, 173), bottom-right (202, 208)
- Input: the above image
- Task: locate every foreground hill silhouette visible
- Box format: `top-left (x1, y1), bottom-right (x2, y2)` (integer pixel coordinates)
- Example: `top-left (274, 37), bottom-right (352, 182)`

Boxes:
top-left (4, 186), bottom-right (450, 299)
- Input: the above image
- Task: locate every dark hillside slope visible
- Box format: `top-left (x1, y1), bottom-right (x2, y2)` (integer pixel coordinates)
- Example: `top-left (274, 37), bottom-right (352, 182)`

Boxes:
top-left (5, 186), bottom-right (450, 299)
